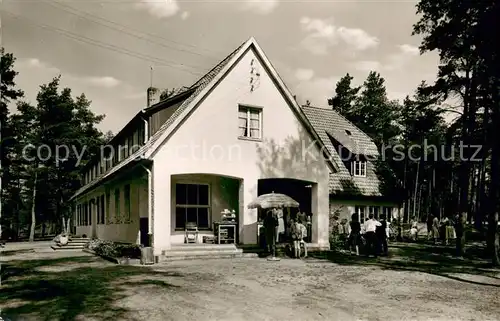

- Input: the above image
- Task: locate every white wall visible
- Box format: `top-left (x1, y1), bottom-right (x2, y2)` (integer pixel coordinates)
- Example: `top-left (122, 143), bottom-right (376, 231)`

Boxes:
top-left (151, 46), bottom-right (331, 255)
top-left (74, 173), bottom-right (148, 244)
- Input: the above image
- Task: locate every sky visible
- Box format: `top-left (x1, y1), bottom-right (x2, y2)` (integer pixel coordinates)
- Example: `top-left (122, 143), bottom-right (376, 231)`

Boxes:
top-left (3, 0), bottom-right (440, 134)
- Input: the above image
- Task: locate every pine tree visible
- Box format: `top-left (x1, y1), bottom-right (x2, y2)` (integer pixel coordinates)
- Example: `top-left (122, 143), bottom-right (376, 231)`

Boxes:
top-left (1, 48), bottom-right (24, 238)
top-left (328, 73), bottom-right (360, 115)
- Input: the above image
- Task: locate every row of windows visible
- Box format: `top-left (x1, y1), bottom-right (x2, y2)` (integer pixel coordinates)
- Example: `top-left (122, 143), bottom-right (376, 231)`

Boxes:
top-left (76, 184), bottom-right (132, 226)
top-left (353, 206), bottom-right (393, 223)
top-left (83, 126), bottom-right (145, 185)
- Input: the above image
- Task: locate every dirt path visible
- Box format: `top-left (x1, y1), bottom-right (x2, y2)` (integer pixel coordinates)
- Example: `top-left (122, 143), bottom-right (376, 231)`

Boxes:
top-left (2, 251), bottom-right (500, 321)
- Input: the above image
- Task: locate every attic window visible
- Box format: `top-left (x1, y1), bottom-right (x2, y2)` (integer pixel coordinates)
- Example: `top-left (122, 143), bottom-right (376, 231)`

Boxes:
top-left (345, 129), bottom-right (352, 136)
top-left (351, 160), bottom-right (366, 177)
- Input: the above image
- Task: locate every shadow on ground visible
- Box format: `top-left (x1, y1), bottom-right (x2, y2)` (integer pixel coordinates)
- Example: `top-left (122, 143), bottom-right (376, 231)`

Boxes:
top-left (0, 255), bottom-right (184, 321)
top-left (309, 242), bottom-right (500, 288)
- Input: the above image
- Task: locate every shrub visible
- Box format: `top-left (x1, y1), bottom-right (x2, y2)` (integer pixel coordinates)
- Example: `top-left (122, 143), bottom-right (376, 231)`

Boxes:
top-left (88, 239), bottom-right (141, 259)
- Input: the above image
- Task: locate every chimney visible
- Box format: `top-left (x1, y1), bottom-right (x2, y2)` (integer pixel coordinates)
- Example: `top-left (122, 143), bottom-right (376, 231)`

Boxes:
top-left (147, 87), bottom-right (161, 107)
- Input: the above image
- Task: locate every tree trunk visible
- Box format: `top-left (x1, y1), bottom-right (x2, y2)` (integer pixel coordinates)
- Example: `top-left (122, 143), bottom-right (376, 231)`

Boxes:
top-left (29, 171), bottom-right (37, 242)
top-left (413, 160), bottom-right (420, 220)
top-left (487, 211), bottom-right (499, 266)
top-left (61, 216), bottom-right (66, 234)
top-left (66, 217), bottom-right (71, 235)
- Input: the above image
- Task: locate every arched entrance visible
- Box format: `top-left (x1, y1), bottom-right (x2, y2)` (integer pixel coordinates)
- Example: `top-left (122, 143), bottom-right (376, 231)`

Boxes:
top-left (257, 178), bottom-right (314, 243)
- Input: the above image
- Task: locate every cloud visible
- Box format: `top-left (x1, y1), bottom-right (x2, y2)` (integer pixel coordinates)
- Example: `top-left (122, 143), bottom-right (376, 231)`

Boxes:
top-left (384, 44), bottom-right (420, 71)
top-left (135, 0), bottom-right (180, 18)
top-left (294, 76), bottom-right (339, 107)
top-left (398, 44), bottom-right (419, 56)
top-left (353, 60), bottom-right (382, 72)
top-left (241, 0), bottom-right (279, 15)
top-left (26, 58), bottom-right (45, 68)
top-left (17, 58), bottom-right (122, 89)
top-left (299, 17), bottom-right (379, 55)
top-left (294, 68), bottom-right (315, 81)
top-left (83, 76), bottom-right (121, 88)
top-left (336, 27), bottom-right (380, 51)
top-left (352, 44), bottom-right (420, 73)
top-left (180, 11), bottom-right (190, 20)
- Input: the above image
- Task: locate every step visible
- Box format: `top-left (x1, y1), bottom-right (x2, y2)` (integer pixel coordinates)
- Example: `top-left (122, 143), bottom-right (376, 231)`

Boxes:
top-left (67, 241), bottom-right (88, 246)
top-left (161, 252), bottom-right (244, 262)
top-left (170, 244), bottom-right (238, 251)
top-left (165, 249), bottom-right (243, 257)
top-left (51, 245), bottom-right (85, 251)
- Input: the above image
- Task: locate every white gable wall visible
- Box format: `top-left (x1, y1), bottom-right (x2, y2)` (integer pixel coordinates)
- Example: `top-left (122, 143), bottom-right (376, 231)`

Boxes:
top-left (152, 46), bottom-right (330, 254)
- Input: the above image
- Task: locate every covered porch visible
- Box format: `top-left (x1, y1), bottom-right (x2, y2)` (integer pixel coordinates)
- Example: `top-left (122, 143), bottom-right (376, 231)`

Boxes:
top-left (169, 173), bottom-right (243, 245)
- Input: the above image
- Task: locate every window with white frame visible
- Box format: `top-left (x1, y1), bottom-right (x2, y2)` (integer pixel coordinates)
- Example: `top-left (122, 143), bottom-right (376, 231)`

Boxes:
top-left (383, 206), bottom-right (393, 222)
top-left (368, 206), bottom-right (379, 220)
top-left (175, 183), bottom-right (210, 229)
top-left (238, 106), bottom-right (262, 139)
top-left (355, 205), bottom-right (366, 223)
top-left (351, 160), bottom-right (367, 177)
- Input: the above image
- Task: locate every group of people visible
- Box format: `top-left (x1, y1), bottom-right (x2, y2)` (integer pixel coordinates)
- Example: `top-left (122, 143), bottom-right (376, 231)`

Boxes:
top-left (337, 213), bottom-right (390, 257)
top-left (426, 214), bottom-right (459, 245)
top-left (262, 208), bottom-right (308, 258)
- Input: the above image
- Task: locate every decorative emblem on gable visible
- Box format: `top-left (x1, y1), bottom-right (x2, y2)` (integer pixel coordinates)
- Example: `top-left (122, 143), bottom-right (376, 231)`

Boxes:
top-left (250, 58), bottom-right (261, 92)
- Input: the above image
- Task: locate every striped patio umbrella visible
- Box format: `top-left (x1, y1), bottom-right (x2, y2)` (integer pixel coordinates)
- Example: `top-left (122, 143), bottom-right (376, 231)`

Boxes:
top-left (247, 192), bottom-right (300, 209)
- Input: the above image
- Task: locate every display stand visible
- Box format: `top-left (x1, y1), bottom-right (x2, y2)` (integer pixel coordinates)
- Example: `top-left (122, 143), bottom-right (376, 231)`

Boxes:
top-left (214, 222), bottom-right (237, 244)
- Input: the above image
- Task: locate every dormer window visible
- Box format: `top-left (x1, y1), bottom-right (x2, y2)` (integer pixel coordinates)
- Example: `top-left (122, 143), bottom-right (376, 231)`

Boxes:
top-left (345, 129), bottom-right (352, 136)
top-left (351, 160), bottom-right (366, 177)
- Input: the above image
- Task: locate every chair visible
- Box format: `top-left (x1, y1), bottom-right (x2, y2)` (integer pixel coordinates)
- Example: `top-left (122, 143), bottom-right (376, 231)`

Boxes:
top-left (184, 222), bottom-right (199, 244)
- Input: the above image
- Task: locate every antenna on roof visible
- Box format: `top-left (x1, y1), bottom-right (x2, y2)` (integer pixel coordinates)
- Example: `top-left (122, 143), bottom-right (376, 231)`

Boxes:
top-left (149, 66), bottom-right (154, 88)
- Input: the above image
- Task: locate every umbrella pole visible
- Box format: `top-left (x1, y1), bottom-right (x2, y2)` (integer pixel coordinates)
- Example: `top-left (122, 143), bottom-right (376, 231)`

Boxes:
top-left (267, 207), bottom-right (280, 261)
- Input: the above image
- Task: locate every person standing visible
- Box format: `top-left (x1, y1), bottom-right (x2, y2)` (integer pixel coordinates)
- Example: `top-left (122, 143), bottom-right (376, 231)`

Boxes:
top-left (410, 217), bottom-right (418, 242)
top-left (427, 214), bottom-right (434, 241)
top-left (442, 216), bottom-right (451, 245)
top-left (263, 209), bottom-right (278, 255)
top-left (364, 214), bottom-right (382, 257)
top-left (349, 214), bottom-right (361, 256)
top-left (291, 217), bottom-right (307, 258)
top-left (276, 208), bottom-right (285, 243)
top-left (376, 214), bottom-right (388, 256)
top-left (330, 215), bottom-right (340, 244)
top-left (432, 215), bottom-right (440, 244)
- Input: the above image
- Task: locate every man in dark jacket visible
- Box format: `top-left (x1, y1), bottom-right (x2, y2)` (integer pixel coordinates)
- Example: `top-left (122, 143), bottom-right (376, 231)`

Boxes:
top-left (376, 214), bottom-right (388, 256)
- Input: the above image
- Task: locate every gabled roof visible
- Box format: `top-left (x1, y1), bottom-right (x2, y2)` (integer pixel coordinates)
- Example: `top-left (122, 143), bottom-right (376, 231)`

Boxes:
top-left (71, 37), bottom-right (338, 200)
top-left (143, 37), bottom-right (339, 168)
top-left (301, 106), bottom-right (382, 196)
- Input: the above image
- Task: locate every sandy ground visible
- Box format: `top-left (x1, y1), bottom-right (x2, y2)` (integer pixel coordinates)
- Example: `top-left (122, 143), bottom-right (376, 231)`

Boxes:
top-left (2, 249), bottom-right (500, 321)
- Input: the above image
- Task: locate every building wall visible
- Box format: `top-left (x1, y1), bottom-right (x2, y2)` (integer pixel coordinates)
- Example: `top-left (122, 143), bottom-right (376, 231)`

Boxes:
top-left (74, 173), bottom-right (148, 243)
top-left (151, 46), bottom-right (331, 255)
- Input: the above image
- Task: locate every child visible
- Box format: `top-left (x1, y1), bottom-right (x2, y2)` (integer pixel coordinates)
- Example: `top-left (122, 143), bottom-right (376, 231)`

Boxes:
top-left (410, 217), bottom-right (418, 241)
top-left (292, 218), bottom-right (308, 258)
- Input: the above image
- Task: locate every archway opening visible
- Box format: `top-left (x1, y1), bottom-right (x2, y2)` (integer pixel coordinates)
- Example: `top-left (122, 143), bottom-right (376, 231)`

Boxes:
top-left (257, 178), bottom-right (314, 244)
